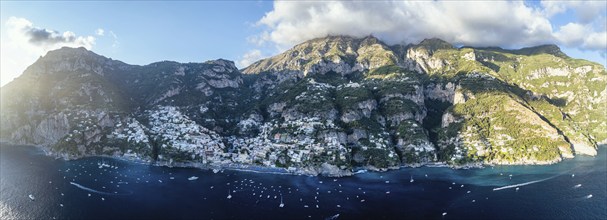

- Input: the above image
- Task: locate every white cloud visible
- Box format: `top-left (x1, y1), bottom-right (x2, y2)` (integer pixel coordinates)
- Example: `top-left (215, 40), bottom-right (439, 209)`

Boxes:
top-left (255, 1), bottom-right (555, 48)
top-left (237, 49), bottom-right (264, 68)
top-left (555, 22), bottom-right (607, 52)
top-left (541, 1), bottom-right (607, 23)
top-left (250, 1), bottom-right (606, 56)
top-left (109, 30), bottom-right (119, 48)
top-left (554, 23), bottom-right (588, 46)
top-left (6, 17), bottom-right (95, 50)
top-left (96, 28), bottom-right (105, 36)
top-left (1, 17), bottom-right (96, 86)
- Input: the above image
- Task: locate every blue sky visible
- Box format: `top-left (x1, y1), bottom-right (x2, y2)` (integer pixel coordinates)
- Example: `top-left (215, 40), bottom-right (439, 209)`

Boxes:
top-left (1, 1), bottom-right (605, 86)
top-left (1, 1), bottom-right (272, 65)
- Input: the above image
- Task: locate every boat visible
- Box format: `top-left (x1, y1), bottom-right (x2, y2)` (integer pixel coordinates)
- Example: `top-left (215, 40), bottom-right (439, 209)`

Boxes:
top-left (353, 169), bottom-right (368, 174)
top-left (574, 184), bottom-right (582, 188)
top-left (410, 175), bottom-right (414, 183)
top-left (279, 195), bottom-right (284, 208)
top-left (227, 190), bottom-right (232, 199)
top-left (28, 194), bottom-right (35, 200)
top-left (188, 176), bottom-right (199, 181)
top-left (571, 174), bottom-right (575, 178)
top-left (442, 212), bottom-right (447, 216)
top-left (586, 194), bottom-right (593, 199)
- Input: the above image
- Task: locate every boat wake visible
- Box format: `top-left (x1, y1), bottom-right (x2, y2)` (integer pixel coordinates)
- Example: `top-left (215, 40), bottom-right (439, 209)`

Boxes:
top-left (70, 182), bottom-right (132, 196)
top-left (325, 214), bottom-right (340, 220)
top-left (492, 176), bottom-right (555, 191)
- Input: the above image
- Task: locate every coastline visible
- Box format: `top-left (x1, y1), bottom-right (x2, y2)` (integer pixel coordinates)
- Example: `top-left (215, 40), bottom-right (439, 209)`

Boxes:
top-left (2, 140), bottom-right (602, 177)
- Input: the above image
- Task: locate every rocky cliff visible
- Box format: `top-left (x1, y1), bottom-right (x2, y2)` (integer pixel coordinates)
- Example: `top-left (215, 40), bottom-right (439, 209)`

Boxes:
top-left (1, 36), bottom-right (605, 175)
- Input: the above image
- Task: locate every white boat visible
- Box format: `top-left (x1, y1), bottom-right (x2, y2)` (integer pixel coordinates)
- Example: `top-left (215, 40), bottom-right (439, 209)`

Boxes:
top-left (571, 174), bottom-right (575, 178)
top-left (442, 212), bottom-right (447, 216)
top-left (212, 169), bottom-right (220, 173)
top-left (28, 194), bottom-right (35, 200)
top-left (586, 194), bottom-right (593, 199)
top-left (354, 169), bottom-right (368, 174)
top-left (279, 195), bottom-right (284, 208)
top-left (227, 190), bottom-right (232, 199)
top-left (410, 175), bottom-right (414, 183)
top-left (188, 176), bottom-right (199, 181)
top-left (574, 184), bottom-right (582, 188)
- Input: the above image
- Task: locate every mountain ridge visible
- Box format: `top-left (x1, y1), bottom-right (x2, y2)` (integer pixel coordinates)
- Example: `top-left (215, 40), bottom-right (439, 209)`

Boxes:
top-left (2, 36), bottom-right (605, 176)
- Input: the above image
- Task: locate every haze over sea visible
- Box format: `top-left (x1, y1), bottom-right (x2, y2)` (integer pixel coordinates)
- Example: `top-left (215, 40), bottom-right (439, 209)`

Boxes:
top-left (1, 143), bottom-right (605, 220)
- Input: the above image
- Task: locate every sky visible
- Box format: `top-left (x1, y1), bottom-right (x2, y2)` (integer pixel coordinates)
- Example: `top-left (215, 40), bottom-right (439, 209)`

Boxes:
top-left (1, 1), bottom-right (606, 86)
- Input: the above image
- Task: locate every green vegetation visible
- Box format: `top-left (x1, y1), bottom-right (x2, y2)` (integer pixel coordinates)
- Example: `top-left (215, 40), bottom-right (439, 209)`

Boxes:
top-left (2, 36), bottom-right (605, 171)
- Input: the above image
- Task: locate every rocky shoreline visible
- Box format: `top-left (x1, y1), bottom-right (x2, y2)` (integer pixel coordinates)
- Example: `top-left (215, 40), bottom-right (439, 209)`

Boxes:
top-left (7, 141), bottom-right (574, 177)
top-left (2, 36), bottom-right (604, 176)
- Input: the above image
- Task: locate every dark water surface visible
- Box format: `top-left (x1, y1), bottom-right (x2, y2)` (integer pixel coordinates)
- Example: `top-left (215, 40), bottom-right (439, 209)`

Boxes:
top-left (1, 143), bottom-right (605, 219)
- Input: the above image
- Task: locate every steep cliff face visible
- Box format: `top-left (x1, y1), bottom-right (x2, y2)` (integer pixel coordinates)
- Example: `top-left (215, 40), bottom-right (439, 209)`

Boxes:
top-left (404, 42), bottom-right (606, 160)
top-left (1, 36), bottom-right (605, 175)
top-left (243, 36), bottom-right (398, 85)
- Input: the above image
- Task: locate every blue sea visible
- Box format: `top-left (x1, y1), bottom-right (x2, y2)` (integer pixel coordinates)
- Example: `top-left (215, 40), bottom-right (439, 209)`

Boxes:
top-left (1, 143), bottom-right (605, 219)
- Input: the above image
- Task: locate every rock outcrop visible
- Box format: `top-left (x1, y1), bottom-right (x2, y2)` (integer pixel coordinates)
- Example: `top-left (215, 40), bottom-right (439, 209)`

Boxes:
top-left (1, 36), bottom-right (605, 176)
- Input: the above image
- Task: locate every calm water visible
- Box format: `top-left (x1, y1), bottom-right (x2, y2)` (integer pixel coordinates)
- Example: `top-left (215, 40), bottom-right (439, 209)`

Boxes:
top-left (1, 143), bottom-right (605, 220)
